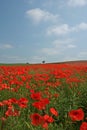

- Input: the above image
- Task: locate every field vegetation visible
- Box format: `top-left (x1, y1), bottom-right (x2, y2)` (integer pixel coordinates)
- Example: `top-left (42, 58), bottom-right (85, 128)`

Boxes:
top-left (0, 62), bottom-right (87, 130)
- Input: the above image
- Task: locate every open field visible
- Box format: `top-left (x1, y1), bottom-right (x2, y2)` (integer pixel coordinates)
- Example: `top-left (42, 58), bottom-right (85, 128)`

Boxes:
top-left (0, 60), bottom-right (87, 65)
top-left (0, 62), bottom-right (87, 130)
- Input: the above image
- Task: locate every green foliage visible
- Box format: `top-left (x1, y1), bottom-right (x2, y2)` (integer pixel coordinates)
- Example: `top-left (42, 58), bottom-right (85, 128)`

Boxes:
top-left (0, 65), bottom-right (87, 130)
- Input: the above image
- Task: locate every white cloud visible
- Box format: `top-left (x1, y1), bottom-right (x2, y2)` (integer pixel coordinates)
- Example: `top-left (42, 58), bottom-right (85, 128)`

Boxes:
top-left (47, 24), bottom-right (70, 35)
top-left (76, 22), bottom-right (87, 31)
top-left (42, 38), bottom-right (76, 56)
top-left (63, 56), bottom-right (79, 61)
top-left (0, 55), bottom-right (27, 63)
top-left (26, 8), bottom-right (59, 24)
top-left (47, 22), bottom-right (87, 36)
top-left (78, 51), bottom-right (87, 57)
top-left (42, 48), bottom-right (59, 55)
top-left (63, 51), bottom-right (87, 62)
top-left (67, 44), bottom-right (76, 48)
top-left (53, 38), bottom-right (74, 45)
top-left (0, 44), bottom-right (13, 49)
top-left (68, 0), bottom-right (87, 7)
top-left (30, 56), bottom-right (47, 63)
top-left (53, 38), bottom-right (76, 50)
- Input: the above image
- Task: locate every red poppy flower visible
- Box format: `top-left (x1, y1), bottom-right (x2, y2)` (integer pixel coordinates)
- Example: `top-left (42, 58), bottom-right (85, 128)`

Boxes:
top-left (80, 122), bottom-right (87, 130)
top-left (50, 107), bottom-right (58, 116)
top-left (32, 101), bottom-right (45, 110)
top-left (32, 98), bottom-right (49, 110)
top-left (18, 97), bottom-right (28, 108)
top-left (0, 102), bottom-right (4, 106)
top-left (30, 113), bottom-right (44, 126)
top-left (30, 92), bottom-right (42, 100)
top-left (3, 100), bottom-right (12, 106)
top-left (42, 122), bottom-right (48, 130)
top-left (30, 89), bottom-right (34, 93)
top-left (40, 98), bottom-right (49, 105)
top-left (8, 98), bottom-right (18, 104)
top-left (43, 114), bottom-right (54, 123)
top-left (68, 108), bottom-right (84, 121)
top-left (5, 106), bottom-right (20, 117)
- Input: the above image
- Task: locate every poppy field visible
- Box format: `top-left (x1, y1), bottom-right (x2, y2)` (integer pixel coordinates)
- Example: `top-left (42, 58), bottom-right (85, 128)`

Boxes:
top-left (0, 63), bottom-right (87, 130)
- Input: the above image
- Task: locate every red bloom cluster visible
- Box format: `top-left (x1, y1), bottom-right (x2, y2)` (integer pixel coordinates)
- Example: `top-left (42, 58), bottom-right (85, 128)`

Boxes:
top-left (30, 113), bottom-right (55, 130)
top-left (0, 63), bottom-right (87, 130)
top-left (17, 97), bottom-right (28, 108)
top-left (30, 92), bottom-right (42, 100)
top-left (0, 97), bottom-right (28, 118)
top-left (30, 107), bottom-right (58, 129)
top-left (32, 98), bottom-right (49, 110)
top-left (5, 106), bottom-right (20, 117)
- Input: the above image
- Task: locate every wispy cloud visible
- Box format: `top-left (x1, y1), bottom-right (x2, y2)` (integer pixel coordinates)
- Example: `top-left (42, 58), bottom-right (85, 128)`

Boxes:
top-left (43, 0), bottom-right (65, 8)
top-left (47, 24), bottom-right (70, 35)
top-left (78, 51), bottom-right (87, 57)
top-left (67, 0), bottom-right (87, 7)
top-left (26, 8), bottom-right (59, 24)
top-left (75, 22), bottom-right (87, 31)
top-left (0, 55), bottom-right (27, 63)
top-left (41, 38), bottom-right (76, 56)
top-left (47, 22), bottom-right (87, 36)
top-left (0, 44), bottom-right (13, 49)
top-left (64, 51), bottom-right (87, 61)
top-left (42, 48), bottom-right (59, 55)
top-left (67, 44), bottom-right (76, 48)
top-left (63, 56), bottom-right (79, 61)
top-left (30, 56), bottom-right (47, 63)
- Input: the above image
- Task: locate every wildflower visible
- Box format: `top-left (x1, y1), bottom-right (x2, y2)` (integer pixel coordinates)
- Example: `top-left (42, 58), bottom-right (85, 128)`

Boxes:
top-left (43, 114), bottom-right (54, 123)
top-left (0, 102), bottom-right (4, 106)
top-left (68, 108), bottom-right (84, 121)
top-left (0, 117), bottom-right (6, 121)
top-left (50, 107), bottom-right (58, 116)
top-left (32, 101), bottom-right (45, 110)
top-left (32, 98), bottom-right (49, 110)
top-left (42, 114), bottom-right (54, 130)
top-left (5, 106), bottom-right (20, 117)
top-left (30, 92), bottom-right (42, 100)
top-left (30, 113), bottom-right (44, 126)
top-left (17, 97), bottom-right (28, 108)
top-left (80, 122), bottom-right (87, 130)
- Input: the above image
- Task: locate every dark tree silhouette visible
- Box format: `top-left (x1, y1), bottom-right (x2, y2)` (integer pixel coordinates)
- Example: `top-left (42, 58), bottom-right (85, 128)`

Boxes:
top-left (42, 60), bottom-right (45, 64)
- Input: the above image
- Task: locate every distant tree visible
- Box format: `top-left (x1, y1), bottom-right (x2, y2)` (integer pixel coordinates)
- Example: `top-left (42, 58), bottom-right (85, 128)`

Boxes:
top-left (42, 60), bottom-right (45, 64)
top-left (26, 62), bottom-right (29, 65)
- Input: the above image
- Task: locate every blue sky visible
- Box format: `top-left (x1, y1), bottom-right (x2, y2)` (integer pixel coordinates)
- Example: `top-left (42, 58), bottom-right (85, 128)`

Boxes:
top-left (0, 0), bottom-right (87, 63)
